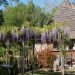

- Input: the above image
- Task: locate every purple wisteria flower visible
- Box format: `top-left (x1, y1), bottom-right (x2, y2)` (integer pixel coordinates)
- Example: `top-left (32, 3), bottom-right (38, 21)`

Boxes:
top-left (41, 32), bottom-right (47, 44)
top-left (0, 32), bottom-right (4, 43)
top-left (11, 30), bottom-right (18, 42)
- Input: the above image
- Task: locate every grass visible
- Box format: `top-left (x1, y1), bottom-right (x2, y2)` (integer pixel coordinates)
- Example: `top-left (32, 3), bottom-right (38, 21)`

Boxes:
top-left (26, 71), bottom-right (61, 75)
top-left (25, 70), bottom-right (75, 75)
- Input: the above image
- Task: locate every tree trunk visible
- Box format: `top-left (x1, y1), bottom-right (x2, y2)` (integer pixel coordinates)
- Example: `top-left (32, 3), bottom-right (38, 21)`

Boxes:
top-left (53, 60), bottom-right (57, 72)
top-left (61, 56), bottom-right (64, 75)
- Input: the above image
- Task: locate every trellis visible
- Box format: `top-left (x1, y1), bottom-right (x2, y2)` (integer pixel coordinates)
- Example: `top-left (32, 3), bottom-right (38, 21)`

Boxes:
top-left (0, 25), bottom-right (70, 75)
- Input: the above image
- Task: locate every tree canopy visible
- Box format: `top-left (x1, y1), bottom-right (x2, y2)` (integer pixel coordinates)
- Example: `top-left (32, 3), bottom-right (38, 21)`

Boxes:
top-left (0, 0), bottom-right (8, 6)
top-left (3, 1), bottom-right (53, 27)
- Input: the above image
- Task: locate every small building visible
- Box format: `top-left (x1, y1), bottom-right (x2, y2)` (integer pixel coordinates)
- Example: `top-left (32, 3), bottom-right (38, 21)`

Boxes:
top-left (52, 0), bottom-right (75, 66)
top-left (53, 0), bottom-right (75, 50)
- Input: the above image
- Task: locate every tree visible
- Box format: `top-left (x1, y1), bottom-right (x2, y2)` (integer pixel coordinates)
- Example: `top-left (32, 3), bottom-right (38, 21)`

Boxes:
top-left (0, 10), bottom-right (4, 25)
top-left (3, 1), bottom-right (52, 27)
top-left (51, 25), bottom-right (70, 75)
top-left (58, 29), bottom-right (70, 75)
top-left (0, 0), bottom-right (8, 6)
top-left (3, 4), bottom-right (27, 26)
top-left (0, 0), bottom-right (8, 26)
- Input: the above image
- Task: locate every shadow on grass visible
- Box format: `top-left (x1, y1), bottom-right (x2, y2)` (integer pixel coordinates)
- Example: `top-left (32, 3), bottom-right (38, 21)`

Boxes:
top-left (65, 71), bottom-right (75, 75)
top-left (26, 70), bottom-right (75, 75)
top-left (65, 73), bottom-right (75, 75)
top-left (26, 70), bottom-right (61, 75)
top-left (34, 71), bottom-right (61, 75)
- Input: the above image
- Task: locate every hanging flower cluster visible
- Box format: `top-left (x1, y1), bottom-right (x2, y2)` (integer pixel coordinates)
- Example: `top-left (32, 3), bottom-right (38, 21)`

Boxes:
top-left (0, 23), bottom-right (70, 48)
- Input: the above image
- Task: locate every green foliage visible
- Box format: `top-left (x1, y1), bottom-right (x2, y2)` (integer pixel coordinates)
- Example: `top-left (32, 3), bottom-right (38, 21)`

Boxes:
top-left (0, 10), bottom-right (4, 26)
top-left (3, 1), bottom-right (51, 27)
top-left (0, 43), bottom-right (7, 52)
top-left (0, 25), bottom-right (18, 35)
top-left (0, 46), bottom-right (6, 52)
top-left (61, 46), bottom-right (66, 57)
top-left (3, 4), bottom-right (26, 26)
top-left (0, 0), bottom-right (8, 6)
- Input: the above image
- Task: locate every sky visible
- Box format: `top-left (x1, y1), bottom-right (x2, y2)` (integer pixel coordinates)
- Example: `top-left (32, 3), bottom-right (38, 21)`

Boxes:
top-left (19, 0), bottom-right (75, 7)
top-left (0, 0), bottom-right (75, 10)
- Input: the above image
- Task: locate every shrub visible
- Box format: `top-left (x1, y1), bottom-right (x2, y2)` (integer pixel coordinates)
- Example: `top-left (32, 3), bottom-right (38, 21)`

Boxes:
top-left (37, 49), bottom-right (56, 68)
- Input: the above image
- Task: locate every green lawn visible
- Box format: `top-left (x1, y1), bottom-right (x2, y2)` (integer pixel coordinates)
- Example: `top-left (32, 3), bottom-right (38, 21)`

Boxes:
top-left (25, 71), bottom-right (75, 75)
top-left (26, 71), bottom-right (61, 75)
